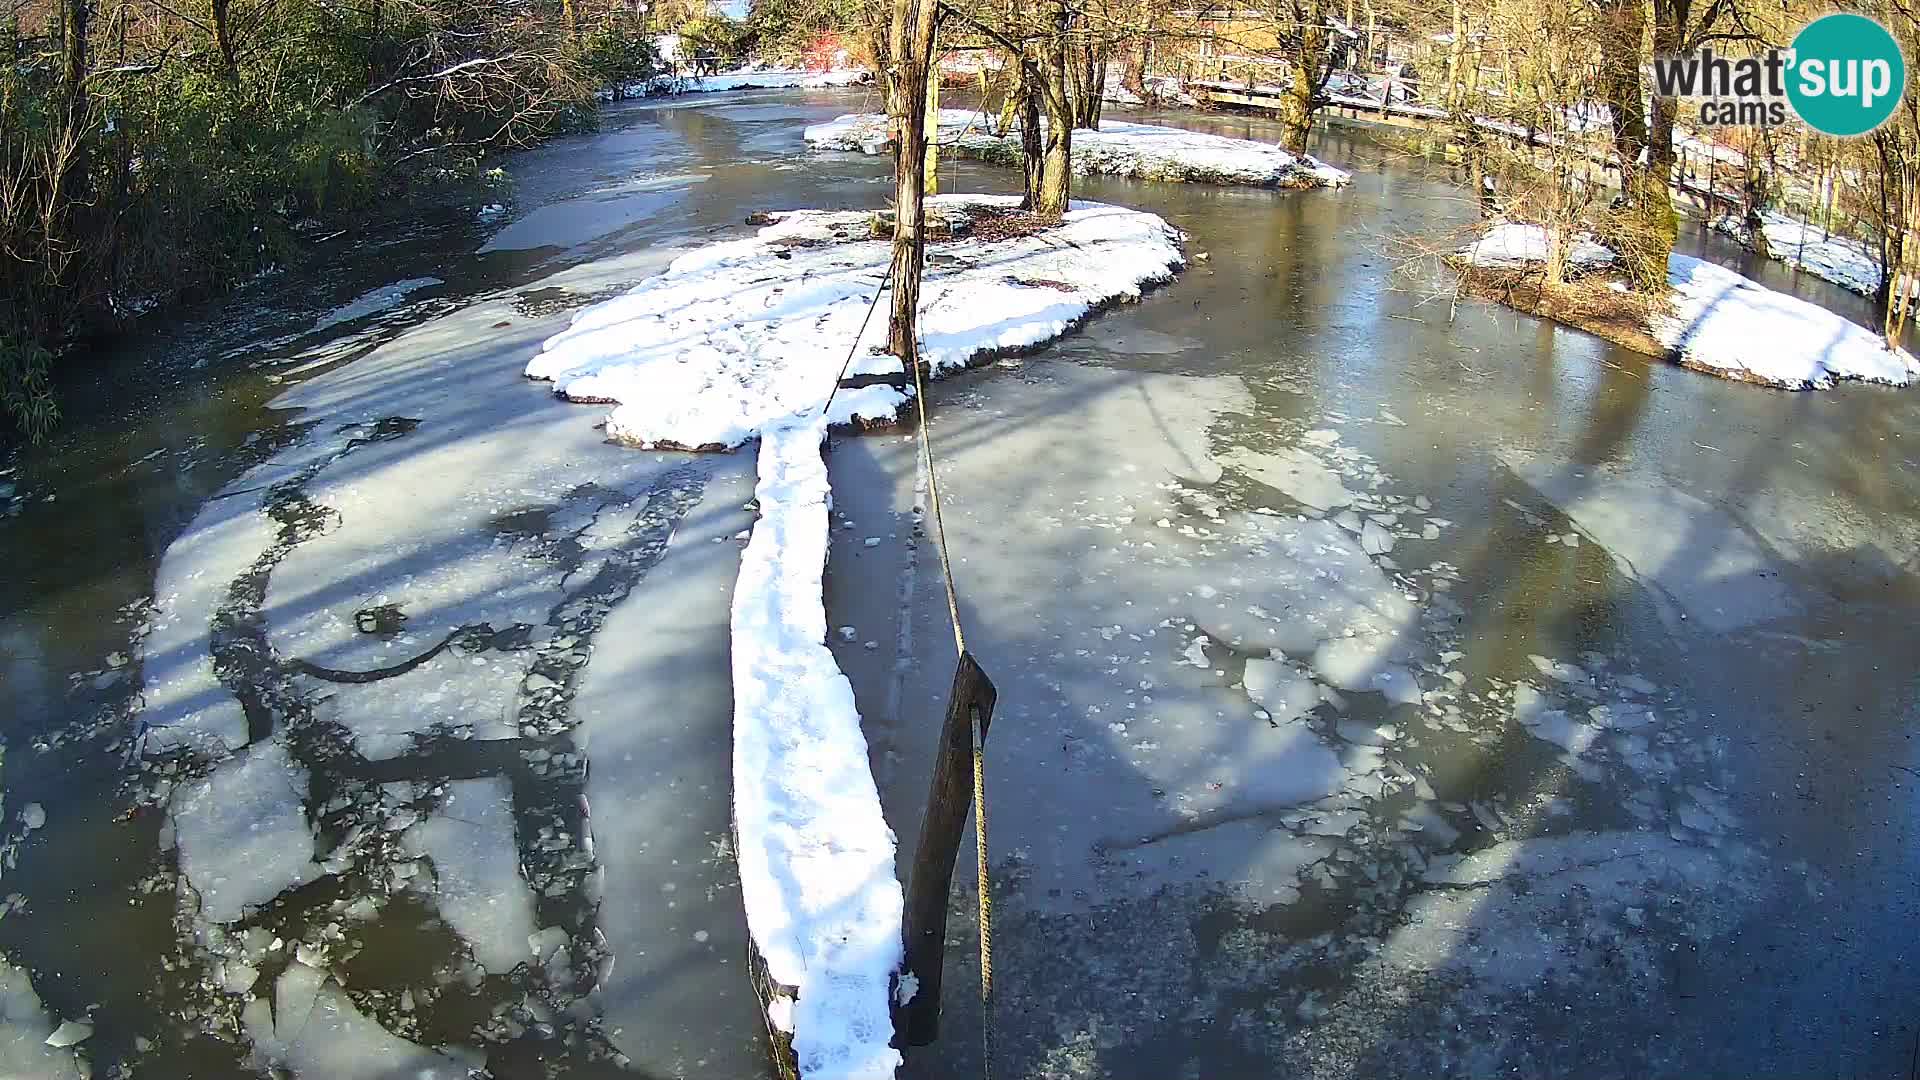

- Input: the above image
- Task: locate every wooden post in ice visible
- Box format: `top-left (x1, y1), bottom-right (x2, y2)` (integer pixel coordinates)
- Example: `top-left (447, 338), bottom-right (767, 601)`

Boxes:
top-left (899, 652), bottom-right (997, 1045)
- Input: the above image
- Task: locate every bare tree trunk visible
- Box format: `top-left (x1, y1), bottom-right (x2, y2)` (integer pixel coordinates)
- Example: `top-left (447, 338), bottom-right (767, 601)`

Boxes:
top-left (62, 0), bottom-right (88, 131)
top-left (1363, 0), bottom-right (1376, 70)
top-left (367, 0), bottom-right (383, 87)
top-left (924, 70), bottom-right (940, 195)
top-left (1069, 44), bottom-right (1105, 127)
top-left (1625, 0), bottom-right (1680, 291)
top-left (210, 0), bottom-right (239, 81)
top-left (1885, 169), bottom-right (1918, 348)
top-left (1033, 0), bottom-right (1073, 221)
top-left (39, 0), bottom-right (91, 339)
top-left (1545, 224), bottom-right (1568, 287)
top-left (1085, 47), bottom-right (1106, 127)
top-left (885, 0), bottom-right (939, 358)
top-left (1595, 0), bottom-right (1668, 291)
top-left (1020, 62), bottom-right (1044, 208)
top-left (1445, 0), bottom-right (1466, 111)
top-left (1277, 0), bottom-right (1326, 156)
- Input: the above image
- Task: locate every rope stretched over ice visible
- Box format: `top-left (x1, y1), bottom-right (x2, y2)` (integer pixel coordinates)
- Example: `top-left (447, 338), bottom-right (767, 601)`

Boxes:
top-left (817, 259), bottom-right (896, 422)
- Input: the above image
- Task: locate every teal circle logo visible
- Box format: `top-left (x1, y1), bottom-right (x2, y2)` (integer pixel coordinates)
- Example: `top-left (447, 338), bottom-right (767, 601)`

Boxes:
top-left (1787, 13), bottom-right (1906, 136)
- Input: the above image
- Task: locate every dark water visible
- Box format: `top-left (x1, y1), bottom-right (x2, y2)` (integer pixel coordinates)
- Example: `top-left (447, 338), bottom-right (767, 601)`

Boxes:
top-left (0, 91), bottom-right (1916, 1079)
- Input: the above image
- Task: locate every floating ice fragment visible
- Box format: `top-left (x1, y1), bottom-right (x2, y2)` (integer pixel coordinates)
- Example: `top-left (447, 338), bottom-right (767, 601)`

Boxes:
top-left (1526, 654), bottom-right (1588, 684)
top-left (44, 1021), bottom-right (91, 1048)
top-left (1242, 658), bottom-right (1320, 720)
top-left (1182, 637), bottom-right (1212, 668)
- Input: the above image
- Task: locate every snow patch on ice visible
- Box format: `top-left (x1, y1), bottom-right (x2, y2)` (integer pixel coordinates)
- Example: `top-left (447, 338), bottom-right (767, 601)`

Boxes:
top-left (527, 195), bottom-right (1184, 448)
top-left (731, 418), bottom-right (902, 1080)
top-left (1456, 222), bottom-right (1616, 272)
top-left (309, 277), bottom-right (441, 334)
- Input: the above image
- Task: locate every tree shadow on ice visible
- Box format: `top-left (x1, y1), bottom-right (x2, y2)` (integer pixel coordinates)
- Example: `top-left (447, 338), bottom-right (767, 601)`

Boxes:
top-left (67, 319), bottom-right (770, 1077)
top-left (836, 327), bottom-right (1920, 1079)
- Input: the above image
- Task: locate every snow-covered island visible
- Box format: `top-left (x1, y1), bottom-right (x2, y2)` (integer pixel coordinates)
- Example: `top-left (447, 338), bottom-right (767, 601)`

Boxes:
top-left (1455, 222), bottom-right (1920, 390)
top-left (805, 109), bottom-right (1351, 189)
top-left (526, 194), bottom-right (1185, 1078)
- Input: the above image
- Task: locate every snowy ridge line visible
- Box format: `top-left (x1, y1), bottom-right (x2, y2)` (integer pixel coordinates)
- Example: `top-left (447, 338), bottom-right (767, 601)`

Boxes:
top-left (805, 110), bottom-right (1351, 188)
top-left (733, 415), bottom-right (903, 1080)
top-left (1456, 222), bottom-right (1920, 390)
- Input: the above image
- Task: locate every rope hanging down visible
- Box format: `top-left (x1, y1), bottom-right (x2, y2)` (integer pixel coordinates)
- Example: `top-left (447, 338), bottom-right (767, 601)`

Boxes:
top-left (813, 219), bottom-right (995, 1079)
top-left (906, 342), bottom-right (994, 1079)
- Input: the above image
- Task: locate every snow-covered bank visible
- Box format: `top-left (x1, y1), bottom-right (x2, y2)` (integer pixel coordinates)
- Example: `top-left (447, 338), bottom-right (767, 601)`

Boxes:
top-left (601, 66), bottom-right (870, 101)
top-left (526, 195), bottom-right (1188, 448)
top-left (804, 109), bottom-right (1351, 188)
top-left (1457, 223), bottom-right (1920, 389)
top-left (1710, 211), bottom-right (1890, 297)
top-left (527, 195), bottom-right (1184, 1076)
top-left (1458, 222), bottom-right (1617, 273)
top-left (1661, 255), bottom-right (1918, 388)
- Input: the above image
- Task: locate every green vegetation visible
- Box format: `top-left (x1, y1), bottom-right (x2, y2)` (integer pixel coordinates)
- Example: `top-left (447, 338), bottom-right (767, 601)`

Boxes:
top-left (0, 0), bottom-right (661, 441)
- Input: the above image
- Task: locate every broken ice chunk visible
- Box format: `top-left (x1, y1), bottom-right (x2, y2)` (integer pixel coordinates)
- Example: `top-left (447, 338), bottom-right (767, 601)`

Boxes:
top-left (402, 778), bottom-right (538, 974)
top-left (1519, 709), bottom-right (1601, 757)
top-left (43, 1021), bottom-right (91, 1049)
top-left (1242, 658), bottom-right (1320, 721)
top-left (1526, 654), bottom-right (1588, 684)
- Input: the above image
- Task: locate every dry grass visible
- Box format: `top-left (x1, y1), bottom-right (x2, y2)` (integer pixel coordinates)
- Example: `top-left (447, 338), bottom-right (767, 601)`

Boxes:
top-left (1456, 263), bottom-right (1669, 358)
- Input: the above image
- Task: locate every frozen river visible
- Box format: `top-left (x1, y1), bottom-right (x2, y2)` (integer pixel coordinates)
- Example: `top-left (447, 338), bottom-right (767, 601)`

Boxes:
top-left (2, 89), bottom-right (1918, 1079)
